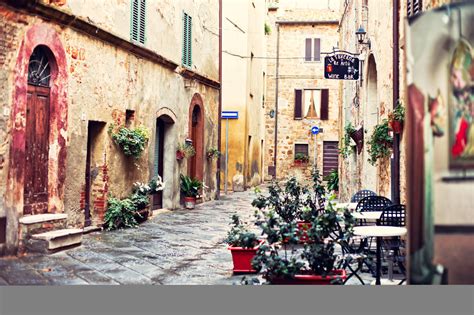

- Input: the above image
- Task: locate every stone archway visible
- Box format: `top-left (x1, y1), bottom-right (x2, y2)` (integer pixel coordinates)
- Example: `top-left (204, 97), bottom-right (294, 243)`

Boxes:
top-left (188, 93), bottom-right (204, 181)
top-left (5, 24), bottom-right (68, 254)
top-left (364, 54), bottom-right (378, 192)
top-left (154, 107), bottom-right (177, 210)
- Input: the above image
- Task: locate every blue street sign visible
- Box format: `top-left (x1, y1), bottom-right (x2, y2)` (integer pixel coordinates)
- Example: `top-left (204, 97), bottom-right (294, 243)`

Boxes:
top-left (221, 111), bottom-right (239, 119)
top-left (311, 126), bottom-right (320, 135)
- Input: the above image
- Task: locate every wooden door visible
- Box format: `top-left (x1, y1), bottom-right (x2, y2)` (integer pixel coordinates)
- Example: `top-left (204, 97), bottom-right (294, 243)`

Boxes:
top-left (323, 141), bottom-right (339, 177)
top-left (152, 119), bottom-right (165, 209)
top-left (190, 107), bottom-right (200, 179)
top-left (24, 85), bottom-right (50, 215)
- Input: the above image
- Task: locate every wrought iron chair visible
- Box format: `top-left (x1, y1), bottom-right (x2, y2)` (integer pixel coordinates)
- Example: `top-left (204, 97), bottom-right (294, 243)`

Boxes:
top-left (379, 204), bottom-right (406, 284)
top-left (350, 189), bottom-right (377, 203)
top-left (355, 195), bottom-right (393, 213)
top-left (335, 222), bottom-right (374, 285)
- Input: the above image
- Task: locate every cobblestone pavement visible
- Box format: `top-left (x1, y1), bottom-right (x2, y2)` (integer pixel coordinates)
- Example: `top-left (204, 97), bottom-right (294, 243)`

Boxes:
top-left (0, 188), bottom-right (399, 285)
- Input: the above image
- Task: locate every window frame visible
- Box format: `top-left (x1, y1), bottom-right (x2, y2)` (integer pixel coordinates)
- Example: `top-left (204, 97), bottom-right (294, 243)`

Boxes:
top-left (304, 37), bottom-right (321, 63)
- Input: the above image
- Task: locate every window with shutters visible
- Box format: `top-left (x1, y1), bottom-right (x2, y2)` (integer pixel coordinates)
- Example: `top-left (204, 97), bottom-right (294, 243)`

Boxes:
top-left (294, 89), bottom-right (329, 120)
top-left (130, 0), bottom-right (146, 45)
top-left (407, 0), bottom-right (422, 17)
top-left (304, 38), bottom-right (321, 62)
top-left (183, 12), bottom-right (192, 67)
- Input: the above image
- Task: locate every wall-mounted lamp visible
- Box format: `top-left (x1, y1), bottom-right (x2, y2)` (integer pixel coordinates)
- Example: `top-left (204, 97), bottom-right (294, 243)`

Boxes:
top-left (356, 25), bottom-right (371, 50)
top-left (268, 109), bottom-right (275, 118)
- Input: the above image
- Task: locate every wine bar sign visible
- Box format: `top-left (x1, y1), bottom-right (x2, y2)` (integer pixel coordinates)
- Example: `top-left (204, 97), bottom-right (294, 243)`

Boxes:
top-left (324, 53), bottom-right (359, 80)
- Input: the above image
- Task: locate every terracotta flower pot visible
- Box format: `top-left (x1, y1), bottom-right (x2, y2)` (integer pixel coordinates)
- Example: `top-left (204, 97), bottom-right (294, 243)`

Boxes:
top-left (228, 240), bottom-right (263, 274)
top-left (268, 269), bottom-right (347, 285)
top-left (184, 196), bottom-right (196, 209)
top-left (349, 127), bottom-right (364, 154)
top-left (134, 208), bottom-right (150, 223)
top-left (390, 120), bottom-right (404, 134)
top-left (176, 150), bottom-right (185, 160)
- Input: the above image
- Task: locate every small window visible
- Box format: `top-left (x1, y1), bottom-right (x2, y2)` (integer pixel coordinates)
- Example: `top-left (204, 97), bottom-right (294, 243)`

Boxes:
top-left (125, 110), bottom-right (135, 128)
top-left (304, 38), bottom-right (321, 62)
top-left (183, 12), bottom-right (192, 67)
top-left (294, 89), bottom-right (329, 120)
top-left (131, 0), bottom-right (146, 44)
top-left (0, 217), bottom-right (6, 244)
top-left (294, 144), bottom-right (309, 162)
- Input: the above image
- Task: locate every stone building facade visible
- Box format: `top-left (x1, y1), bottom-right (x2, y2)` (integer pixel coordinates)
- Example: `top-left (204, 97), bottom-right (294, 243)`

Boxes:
top-left (337, 0), bottom-right (454, 202)
top-left (264, 0), bottom-right (342, 182)
top-left (220, 0), bottom-right (266, 192)
top-left (0, 0), bottom-right (220, 255)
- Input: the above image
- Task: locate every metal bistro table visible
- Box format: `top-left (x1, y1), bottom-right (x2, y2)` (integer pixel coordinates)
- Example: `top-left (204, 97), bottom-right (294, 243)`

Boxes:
top-left (353, 226), bottom-right (407, 285)
top-left (334, 202), bottom-right (358, 211)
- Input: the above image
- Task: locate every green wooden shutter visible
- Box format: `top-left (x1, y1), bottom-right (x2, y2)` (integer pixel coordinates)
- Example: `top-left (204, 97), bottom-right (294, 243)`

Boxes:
top-left (187, 15), bottom-right (192, 66)
top-left (131, 0), bottom-right (146, 44)
top-left (131, 0), bottom-right (139, 42)
top-left (139, 0), bottom-right (146, 44)
top-left (183, 13), bottom-right (192, 67)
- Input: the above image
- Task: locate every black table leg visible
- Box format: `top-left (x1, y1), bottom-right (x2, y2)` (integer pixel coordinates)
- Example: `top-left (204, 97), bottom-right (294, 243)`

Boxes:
top-left (376, 236), bottom-right (381, 285)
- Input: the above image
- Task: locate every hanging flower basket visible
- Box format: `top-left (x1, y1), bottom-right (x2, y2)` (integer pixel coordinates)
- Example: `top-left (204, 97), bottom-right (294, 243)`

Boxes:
top-left (389, 120), bottom-right (404, 134)
top-left (349, 126), bottom-right (364, 154)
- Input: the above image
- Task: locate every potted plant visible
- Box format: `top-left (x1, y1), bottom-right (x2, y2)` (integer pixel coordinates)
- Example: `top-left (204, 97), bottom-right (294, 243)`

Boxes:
top-left (109, 124), bottom-right (150, 159)
top-left (349, 124), bottom-right (364, 154)
top-left (176, 142), bottom-right (196, 161)
top-left (180, 174), bottom-right (202, 209)
top-left (252, 194), bottom-right (353, 285)
top-left (148, 175), bottom-right (165, 195)
top-left (225, 214), bottom-right (262, 274)
top-left (206, 147), bottom-right (221, 160)
top-left (339, 123), bottom-right (357, 158)
top-left (294, 153), bottom-right (309, 166)
top-left (388, 101), bottom-right (405, 134)
top-left (367, 119), bottom-right (393, 166)
top-left (103, 196), bottom-right (140, 231)
top-left (324, 169), bottom-right (339, 196)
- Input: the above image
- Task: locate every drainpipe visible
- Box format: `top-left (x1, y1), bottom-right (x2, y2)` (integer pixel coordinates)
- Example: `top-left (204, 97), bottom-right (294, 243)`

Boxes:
top-left (391, 0), bottom-right (400, 204)
top-left (273, 23), bottom-right (280, 179)
top-left (216, 0), bottom-right (222, 199)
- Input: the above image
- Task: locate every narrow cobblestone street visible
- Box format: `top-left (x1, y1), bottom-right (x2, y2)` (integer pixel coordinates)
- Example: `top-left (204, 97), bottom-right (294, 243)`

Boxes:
top-left (0, 188), bottom-right (382, 285)
top-left (0, 190), bottom-right (263, 285)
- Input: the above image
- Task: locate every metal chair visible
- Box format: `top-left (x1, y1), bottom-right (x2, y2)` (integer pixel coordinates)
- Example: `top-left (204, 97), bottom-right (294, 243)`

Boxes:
top-left (355, 196), bottom-right (392, 213)
top-left (379, 204), bottom-right (406, 283)
top-left (350, 190), bottom-right (377, 203)
top-left (336, 222), bottom-right (374, 285)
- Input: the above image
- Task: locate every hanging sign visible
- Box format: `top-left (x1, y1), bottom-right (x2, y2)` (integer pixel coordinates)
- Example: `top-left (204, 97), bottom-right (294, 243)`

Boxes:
top-left (324, 53), bottom-right (360, 80)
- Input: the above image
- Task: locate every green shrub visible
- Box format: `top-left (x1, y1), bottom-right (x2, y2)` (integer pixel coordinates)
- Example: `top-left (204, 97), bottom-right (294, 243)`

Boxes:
top-left (367, 119), bottom-right (393, 166)
top-left (104, 197), bottom-right (139, 231)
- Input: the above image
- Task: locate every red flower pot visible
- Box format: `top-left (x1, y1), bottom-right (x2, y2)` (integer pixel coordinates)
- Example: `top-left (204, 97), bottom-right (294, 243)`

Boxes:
top-left (228, 240), bottom-right (263, 274)
top-left (390, 120), bottom-right (404, 134)
top-left (268, 269), bottom-right (347, 285)
top-left (176, 150), bottom-right (185, 160)
top-left (184, 196), bottom-right (196, 209)
top-left (296, 221), bottom-right (312, 243)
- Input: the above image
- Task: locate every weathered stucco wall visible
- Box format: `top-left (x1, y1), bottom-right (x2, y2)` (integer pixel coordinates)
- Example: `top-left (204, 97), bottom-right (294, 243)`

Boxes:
top-left (264, 4), bottom-right (341, 182)
top-left (338, 0), bottom-right (397, 201)
top-left (221, 0), bottom-right (266, 190)
top-left (40, 0), bottom-right (219, 81)
top-left (0, 1), bottom-right (219, 255)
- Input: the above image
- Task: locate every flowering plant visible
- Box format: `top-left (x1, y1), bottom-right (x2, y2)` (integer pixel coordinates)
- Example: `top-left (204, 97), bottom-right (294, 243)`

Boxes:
top-left (133, 175), bottom-right (165, 195)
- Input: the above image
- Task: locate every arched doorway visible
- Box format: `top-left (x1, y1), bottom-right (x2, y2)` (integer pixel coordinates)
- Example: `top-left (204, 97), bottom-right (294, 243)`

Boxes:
top-left (188, 94), bottom-right (204, 181)
top-left (153, 112), bottom-right (176, 209)
top-left (5, 24), bottom-right (68, 254)
top-left (23, 46), bottom-right (53, 215)
top-left (364, 55), bottom-right (378, 191)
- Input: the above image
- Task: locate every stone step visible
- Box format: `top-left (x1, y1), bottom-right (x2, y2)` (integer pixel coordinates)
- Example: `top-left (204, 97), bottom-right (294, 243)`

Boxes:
top-left (19, 213), bottom-right (68, 225)
top-left (31, 228), bottom-right (83, 251)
